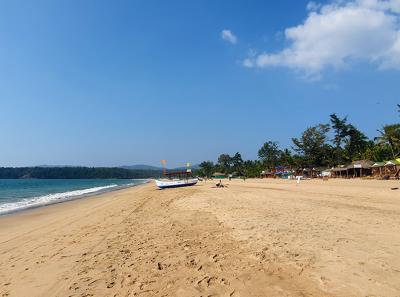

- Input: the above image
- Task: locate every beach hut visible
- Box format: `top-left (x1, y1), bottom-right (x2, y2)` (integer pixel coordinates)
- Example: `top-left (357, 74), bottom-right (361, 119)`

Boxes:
top-left (384, 159), bottom-right (400, 178)
top-left (293, 168), bottom-right (303, 177)
top-left (331, 165), bottom-right (348, 178)
top-left (347, 160), bottom-right (374, 177)
top-left (293, 167), bottom-right (318, 178)
top-left (321, 169), bottom-right (332, 177)
top-left (274, 166), bottom-right (293, 179)
top-left (371, 162), bottom-right (386, 178)
top-left (302, 168), bottom-right (313, 178)
top-left (260, 170), bottom-right (274, 178)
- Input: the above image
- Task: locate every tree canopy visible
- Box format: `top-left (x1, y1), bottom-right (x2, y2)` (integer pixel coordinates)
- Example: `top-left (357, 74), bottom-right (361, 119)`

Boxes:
top-left (0, 167), bottom-right (161, 179)
top-left (197, 106), bottom-right (399, 178)
top-left (292, 124), bottom-right (332, 167)
top-left (199, 161), bottom-right (214, 178)
top-left (258, 141), bottom-right (281, 169)
top-left (375, 124), bottom-right (400, 159)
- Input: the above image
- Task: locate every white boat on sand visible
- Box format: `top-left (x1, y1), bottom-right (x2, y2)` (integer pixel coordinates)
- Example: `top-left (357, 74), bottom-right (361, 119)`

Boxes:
top-left (155, 178), bottom-right (198, 189)
top-left (155, 167), bottom-right (198, 189)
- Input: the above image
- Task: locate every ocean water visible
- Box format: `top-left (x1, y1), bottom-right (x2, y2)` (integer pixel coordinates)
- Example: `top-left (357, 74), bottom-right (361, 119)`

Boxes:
top-left (0, 179), bottom-right (148, 215)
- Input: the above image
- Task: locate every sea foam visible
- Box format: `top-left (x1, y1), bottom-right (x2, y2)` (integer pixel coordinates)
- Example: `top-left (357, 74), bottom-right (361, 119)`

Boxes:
top-left (0, 184), bottom-right (119, 215)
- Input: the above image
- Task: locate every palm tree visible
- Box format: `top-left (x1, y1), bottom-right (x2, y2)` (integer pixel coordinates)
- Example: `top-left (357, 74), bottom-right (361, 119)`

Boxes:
top-left (375, 124), bottom-right (400, 159)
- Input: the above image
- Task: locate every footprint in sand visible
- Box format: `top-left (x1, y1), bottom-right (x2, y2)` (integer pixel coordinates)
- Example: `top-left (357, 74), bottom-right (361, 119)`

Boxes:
top-left (88, 279), bottom-right (100, 287)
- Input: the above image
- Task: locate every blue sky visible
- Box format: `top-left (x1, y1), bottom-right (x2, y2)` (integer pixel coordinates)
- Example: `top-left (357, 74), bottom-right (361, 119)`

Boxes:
top-left (0, 0), bottom-right (399, 167)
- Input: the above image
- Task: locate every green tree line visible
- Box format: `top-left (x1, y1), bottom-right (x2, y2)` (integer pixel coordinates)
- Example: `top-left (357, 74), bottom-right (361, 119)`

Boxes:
top-left (199, 108), bottom-right (400, 178)
top-left (0, 167), bottom-right (162, 179)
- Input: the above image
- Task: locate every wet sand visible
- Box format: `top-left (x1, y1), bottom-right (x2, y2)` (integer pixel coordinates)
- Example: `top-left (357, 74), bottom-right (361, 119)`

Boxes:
top-left (0, 179), bottom-right (399, 297)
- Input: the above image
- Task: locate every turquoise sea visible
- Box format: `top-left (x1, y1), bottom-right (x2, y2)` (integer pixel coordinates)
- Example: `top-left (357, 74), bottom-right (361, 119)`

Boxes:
top-left (0, 179), bottom-right (148, 215)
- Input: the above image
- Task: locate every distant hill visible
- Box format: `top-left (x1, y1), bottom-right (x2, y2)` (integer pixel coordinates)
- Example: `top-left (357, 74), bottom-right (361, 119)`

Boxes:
top-left (36, 165), bottom-right (76, 168)
top-left (120, 164), bottom-right (163, 171)
top-left (173, 164), bottom-right (200, 170)
top-left (121, 164), bottom-right (200, 171)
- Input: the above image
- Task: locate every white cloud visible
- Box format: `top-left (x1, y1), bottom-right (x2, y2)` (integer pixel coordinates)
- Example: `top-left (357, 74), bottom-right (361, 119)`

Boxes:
top-left (244, 0), bottom-right (400, 78)
top-left (243, 58), bottom-right (254, 67)
top-left (221, 29), bottom-right (238, 44)
top-left (306, 1), bottom-right (322, 11)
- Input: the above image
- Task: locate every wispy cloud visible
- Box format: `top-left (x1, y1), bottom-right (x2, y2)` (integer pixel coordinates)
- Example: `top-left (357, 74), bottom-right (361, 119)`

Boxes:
top-left (221, 29), bottom-right (238, 44)
top-left (306, 1), bottom-right (321, 11)
top-left (244, 0), bottom-right (400, 79)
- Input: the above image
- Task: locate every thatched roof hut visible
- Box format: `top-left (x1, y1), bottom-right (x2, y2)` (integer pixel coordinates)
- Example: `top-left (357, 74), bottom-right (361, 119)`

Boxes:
top-left (348, 160), bottom-right (374, 169)
top-left (331, 160), bottom-right (374, 178)
top-left (384, 159), bottom-right (400, 177)
top-left (331, 165), bottom-right (348, 178)
top-left (385, 159), bottom-right (400, 166)
top-left (372, 162), bottom-right (386, 167)
top-left (371, 162), bottom-right (386, 177)
top-left (347, 160), bottom-right (374, 177)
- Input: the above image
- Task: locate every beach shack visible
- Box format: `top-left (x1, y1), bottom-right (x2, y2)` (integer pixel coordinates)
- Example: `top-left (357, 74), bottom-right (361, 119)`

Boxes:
top-left (371, 162), bottom-right (386, 178)
top-left (274, 166), bottom-right (293, 179)
top-left (331, 166), bottom-right (348, 178)
top-left (384, 159), bottom-right (400, 178)
top-left (321, 168), bottom-right (332, 177)
top-left (346, 160), bottom-right (374, 178)
top-left (293, 168), bottom-right (312, 178)
top-left (260, 170), bottom-right (274, 178)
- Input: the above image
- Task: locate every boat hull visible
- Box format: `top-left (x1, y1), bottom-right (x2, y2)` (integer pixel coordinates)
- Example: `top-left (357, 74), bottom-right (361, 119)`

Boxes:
top-left (155, 178), bottom-right (198, 189)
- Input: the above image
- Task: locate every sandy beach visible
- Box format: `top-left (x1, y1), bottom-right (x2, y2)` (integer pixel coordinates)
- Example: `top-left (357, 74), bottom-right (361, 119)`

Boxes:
top-left (0, 179), bottom-right (399, 297)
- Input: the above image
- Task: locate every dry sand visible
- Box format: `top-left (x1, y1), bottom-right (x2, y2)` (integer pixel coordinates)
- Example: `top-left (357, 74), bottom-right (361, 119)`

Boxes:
top-left (0, 179), bottom-right (399, 297)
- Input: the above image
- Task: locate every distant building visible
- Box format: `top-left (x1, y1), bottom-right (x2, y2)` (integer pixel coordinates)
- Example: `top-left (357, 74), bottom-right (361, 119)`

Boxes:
top-left (331, 160), bottom-right (374, 178)
top-left (321, 169), bottom-right (332, 177)
top-left (212, 172), bottom-right (226, 179)
top-left (347, 160), bottom-right (374, 177)
top-left (371, 162), bottom-right (386, 178)
top-left (384, 159), bottom-right (400, 178)
top-left (274, 166), bottom-right (293, 179)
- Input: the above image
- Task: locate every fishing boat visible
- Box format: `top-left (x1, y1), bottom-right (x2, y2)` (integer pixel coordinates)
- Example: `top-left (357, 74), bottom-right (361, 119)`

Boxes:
top-left (155, 177), bottom-right (198, 189)
top-left (155, 167), bottom-right (198, 189)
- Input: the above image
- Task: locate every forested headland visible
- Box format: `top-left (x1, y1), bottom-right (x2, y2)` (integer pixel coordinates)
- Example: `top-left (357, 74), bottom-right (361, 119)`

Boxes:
top-left (0, 167), bottom-right (162, 179)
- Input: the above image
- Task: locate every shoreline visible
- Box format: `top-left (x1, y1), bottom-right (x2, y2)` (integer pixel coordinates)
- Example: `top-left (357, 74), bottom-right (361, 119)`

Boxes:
top-left (1, 178), bottom-right (399, 297)
top-left (0, 182), bottom-right (152, 245)
top-left (0, 179), bottom-right (150, 217)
